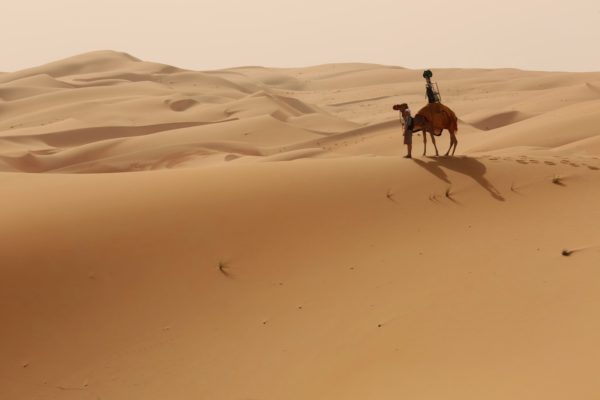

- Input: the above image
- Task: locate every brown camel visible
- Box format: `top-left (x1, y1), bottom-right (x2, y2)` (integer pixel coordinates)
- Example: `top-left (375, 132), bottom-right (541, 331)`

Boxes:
top-left (393, 103), bottom-right (459, 156)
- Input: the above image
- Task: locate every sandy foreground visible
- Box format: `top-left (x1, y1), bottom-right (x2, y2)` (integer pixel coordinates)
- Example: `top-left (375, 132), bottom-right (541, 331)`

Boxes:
top-left (1, 51), bottom-right (600, 400)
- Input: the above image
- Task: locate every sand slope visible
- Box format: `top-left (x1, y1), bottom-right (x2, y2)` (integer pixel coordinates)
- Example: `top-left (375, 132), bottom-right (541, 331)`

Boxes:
top-left (1, 51), bottom-right (600, 400)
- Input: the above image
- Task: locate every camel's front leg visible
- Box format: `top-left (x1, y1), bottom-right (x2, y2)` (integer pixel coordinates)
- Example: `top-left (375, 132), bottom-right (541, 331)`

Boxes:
top-left (422, 129), bottom-right (427, 156)
top-left (430, 131), bottom-right (439, 156)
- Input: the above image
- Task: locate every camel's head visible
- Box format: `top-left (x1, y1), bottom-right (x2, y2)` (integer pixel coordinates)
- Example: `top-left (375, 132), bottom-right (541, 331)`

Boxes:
top-left (392, 103), bottom-right (409, 112)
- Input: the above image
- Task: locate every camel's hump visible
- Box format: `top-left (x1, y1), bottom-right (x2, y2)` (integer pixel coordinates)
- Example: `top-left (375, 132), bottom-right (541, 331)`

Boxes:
top-left (416, 103), bottom-right (458, 131)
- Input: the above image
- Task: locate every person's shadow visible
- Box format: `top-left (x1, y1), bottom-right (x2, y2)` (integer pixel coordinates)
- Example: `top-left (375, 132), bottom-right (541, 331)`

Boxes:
top-left (412, 156), bottom-right (505, 201)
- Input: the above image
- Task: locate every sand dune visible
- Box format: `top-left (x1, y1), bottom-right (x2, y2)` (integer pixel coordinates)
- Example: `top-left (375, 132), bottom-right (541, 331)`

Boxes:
top-left (467, 100), bottom-right (600, 153)
top-left (1, 51), bottom-right (600, 400)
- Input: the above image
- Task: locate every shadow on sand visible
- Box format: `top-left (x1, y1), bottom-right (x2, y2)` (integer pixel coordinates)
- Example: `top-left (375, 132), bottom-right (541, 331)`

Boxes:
top-left (412, 156), bottom-right (505, 201)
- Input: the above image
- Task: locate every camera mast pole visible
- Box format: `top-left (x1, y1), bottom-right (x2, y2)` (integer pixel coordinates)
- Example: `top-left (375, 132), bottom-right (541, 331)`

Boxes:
top-left (423, 69), bottom-right (441, 103)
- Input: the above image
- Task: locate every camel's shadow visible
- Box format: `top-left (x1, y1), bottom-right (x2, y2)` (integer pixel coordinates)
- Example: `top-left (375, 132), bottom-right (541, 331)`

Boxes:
top-left (412, 156), bottom-right (505, 201)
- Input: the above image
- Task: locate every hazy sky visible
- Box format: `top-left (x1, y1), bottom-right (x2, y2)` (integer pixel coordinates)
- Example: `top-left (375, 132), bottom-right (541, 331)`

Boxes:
top-left (2, 0), bottom-right (599, 72)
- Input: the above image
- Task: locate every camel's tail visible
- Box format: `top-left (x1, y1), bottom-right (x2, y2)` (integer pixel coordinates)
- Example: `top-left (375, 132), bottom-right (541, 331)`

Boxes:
top-left (449, 109), bottom-right (458, 133)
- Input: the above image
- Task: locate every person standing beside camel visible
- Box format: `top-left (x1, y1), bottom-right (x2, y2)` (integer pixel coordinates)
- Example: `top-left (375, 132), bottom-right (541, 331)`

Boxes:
top-left (400, 103), bottom-right (414, 158)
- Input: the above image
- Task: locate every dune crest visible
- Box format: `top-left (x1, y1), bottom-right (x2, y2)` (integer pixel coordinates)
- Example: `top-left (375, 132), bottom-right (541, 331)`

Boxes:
top-left (1, 52), bottom-right (600, 400)
top-left (0, 53), bottom-right (599, 172)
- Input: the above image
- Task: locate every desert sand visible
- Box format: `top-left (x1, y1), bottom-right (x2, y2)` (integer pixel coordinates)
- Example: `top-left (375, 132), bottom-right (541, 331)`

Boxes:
top-left (1, 50), bottom-right (600, 399)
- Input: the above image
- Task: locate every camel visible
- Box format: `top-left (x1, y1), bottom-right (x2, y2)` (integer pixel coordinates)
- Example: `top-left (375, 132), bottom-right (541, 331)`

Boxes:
top-left (393, 103), bottom-right (459, 156)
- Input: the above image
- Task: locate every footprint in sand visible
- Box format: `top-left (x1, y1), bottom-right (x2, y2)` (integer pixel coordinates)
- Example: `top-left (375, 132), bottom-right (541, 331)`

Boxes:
top-left (516, 159), bottom-right (528, 164)
top-left (529, 159), bottom-right (540, 164)
top-left (489, 157), bottom-right (499, 161)
top-left (560, 160), bottom-right (570, 164)
top-left (544, 161), bottom-right (556, 166)
top-left (587, 165), bottom-right (600, 171)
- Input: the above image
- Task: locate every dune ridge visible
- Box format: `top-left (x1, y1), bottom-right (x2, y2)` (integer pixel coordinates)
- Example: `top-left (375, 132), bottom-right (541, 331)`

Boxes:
top-left (1, 51), bottom-right (599, 173)
top-left (1, 51), bottom-right (600, 400)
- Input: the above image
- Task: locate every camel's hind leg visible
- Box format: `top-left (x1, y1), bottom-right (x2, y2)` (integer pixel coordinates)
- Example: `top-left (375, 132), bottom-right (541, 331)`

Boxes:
top-left (451, 129), bottom-right (458, 155)
top-left (430, 131), bottom-right (439, 156)
top-left (422, 129), bottom-right (427, 156)
top-left (445, 130), bottom-right (458, 156)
